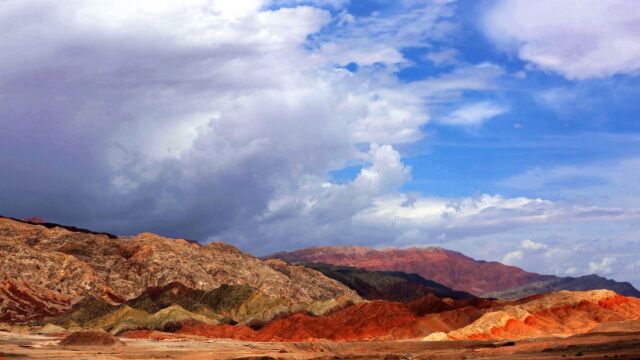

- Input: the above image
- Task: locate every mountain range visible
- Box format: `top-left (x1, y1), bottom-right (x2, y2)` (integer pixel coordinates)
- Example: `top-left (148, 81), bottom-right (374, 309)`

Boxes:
top-left (268, 245), bottom-right (640, 298)
top-left (1, 215), bottom-right (640, 344)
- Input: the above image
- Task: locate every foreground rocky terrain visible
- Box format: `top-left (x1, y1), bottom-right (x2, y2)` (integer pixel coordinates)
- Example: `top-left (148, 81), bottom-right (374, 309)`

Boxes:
top-left (4, 284), bottom-right (639, 344)
top-left (269, 246), bottom-right (640, 297)
top-left (2, 330), bottom-right (640, 359)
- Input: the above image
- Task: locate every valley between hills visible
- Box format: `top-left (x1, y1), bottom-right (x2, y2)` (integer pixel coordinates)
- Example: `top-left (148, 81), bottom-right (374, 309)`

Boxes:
top-left (1, 215), bottom-right (640, 359)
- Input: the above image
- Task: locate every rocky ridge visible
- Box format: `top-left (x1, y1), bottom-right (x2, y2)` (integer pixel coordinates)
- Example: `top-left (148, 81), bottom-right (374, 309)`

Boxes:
top-left (0, 216), bottom-right (361, 323)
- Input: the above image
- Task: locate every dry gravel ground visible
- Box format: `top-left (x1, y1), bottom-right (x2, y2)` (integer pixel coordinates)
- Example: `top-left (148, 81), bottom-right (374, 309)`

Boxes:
top-left (1, 331), bottom-right (640, 359)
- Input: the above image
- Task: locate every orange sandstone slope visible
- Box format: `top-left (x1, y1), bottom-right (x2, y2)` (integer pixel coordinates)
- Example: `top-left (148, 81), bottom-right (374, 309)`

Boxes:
top-left (425, 290), bottom-right (640, 341)
top-left (171, 296), bottom-right (495, 342)
top-left (169, 290), bottom-right (640, 342)
top-left (269, 246), bottom-right (554, 296)
top-left (174, 300), bottom-right (430, 342)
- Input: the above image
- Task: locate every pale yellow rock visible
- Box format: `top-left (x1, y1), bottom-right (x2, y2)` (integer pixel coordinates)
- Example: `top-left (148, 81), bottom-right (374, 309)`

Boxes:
top-left (34, 323), bottom-right (67, 335)
top-left (422, 332), bottom-right (450, 341)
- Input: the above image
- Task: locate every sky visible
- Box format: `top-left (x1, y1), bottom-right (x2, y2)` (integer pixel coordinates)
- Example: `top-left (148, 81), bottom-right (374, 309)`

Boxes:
top-left (1, 0), bottom-right (640, 286)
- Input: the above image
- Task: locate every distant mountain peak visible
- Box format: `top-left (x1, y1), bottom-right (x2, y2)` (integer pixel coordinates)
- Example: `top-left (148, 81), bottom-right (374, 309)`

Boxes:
top-left (268, 245), bottom-right (553, 296)
top-left (270, 245), bottom-right (640, 299)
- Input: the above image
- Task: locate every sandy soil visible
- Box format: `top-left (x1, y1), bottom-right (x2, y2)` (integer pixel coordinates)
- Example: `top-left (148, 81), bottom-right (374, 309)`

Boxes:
top-left (1, 331), bottom-right (640, 360)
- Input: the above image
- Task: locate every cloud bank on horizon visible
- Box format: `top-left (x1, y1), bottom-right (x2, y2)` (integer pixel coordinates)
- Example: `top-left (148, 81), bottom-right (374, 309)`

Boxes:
top-left (1, 0), bottom-right (639, 285)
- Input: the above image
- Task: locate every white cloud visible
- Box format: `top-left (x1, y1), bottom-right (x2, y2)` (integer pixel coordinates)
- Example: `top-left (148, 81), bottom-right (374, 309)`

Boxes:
top-left (314, 3), bottom-right (457, 67)
top-left (589, 256), bottom-right (617, 275)
top-left (502, 250), bottom-right (523, 265)
top-left (521, 239), bottom-right (547, 250)
top-left (483, 0), bottom-right (640, 79)
top-left (272, 0), bottom-right (349, 9)
top-left (353, 194), bottom-right (553, 229)
top-left (424, 48), bottom-right (460, 66)
top-left (438, 102), bottom-right (508, 127)
top-left (411, 64), bottom-right (504, 99)
top-left (565, 266), bottom-right (579, 275)
top-left (500, 156), bottom-right (640, 209)
top-left (353, 144), bottom-right (411, 193)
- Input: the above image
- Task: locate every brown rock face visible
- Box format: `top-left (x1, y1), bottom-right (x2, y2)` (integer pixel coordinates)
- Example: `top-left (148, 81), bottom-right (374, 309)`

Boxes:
top-left (59, 331), bottom-right (124, 346)
top-left (23, 216), bottom-right (45, 224)
top-left (0, 217), bottom-right (360, 322)
top-left (268, 246), bottom-right (555, 296)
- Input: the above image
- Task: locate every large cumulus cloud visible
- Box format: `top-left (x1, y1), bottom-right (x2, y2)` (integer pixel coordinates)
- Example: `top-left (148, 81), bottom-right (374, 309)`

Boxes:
top-left (0, 0), bottom-right (460, 240)
top-left (2, 0), bottom-right (639, 289)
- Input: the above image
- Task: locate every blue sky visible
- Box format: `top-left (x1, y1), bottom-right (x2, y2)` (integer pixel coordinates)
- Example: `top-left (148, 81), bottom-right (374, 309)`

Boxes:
top-left (0, 0), bottom-right (639, 285)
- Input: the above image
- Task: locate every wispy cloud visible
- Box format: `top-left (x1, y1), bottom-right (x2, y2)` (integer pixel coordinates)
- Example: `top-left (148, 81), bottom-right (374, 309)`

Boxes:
top-left (437, 102), bottom-right (508, 127)
top-left (424, 48), bottom-right (460, 66)
top-left (499, 156), bottom-right (640, 208)
top-left (521, 239), bottom-right (547, 250)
